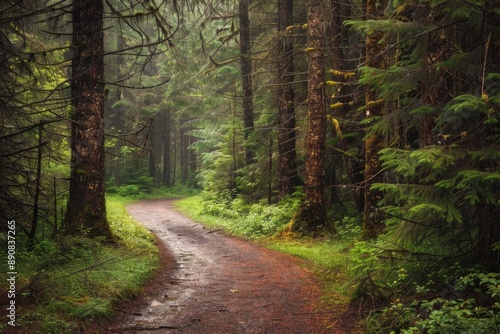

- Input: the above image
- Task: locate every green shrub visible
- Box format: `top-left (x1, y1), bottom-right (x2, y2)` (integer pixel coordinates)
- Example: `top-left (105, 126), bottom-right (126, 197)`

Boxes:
top-left (363, 264), bottom-right (500, 333)
top-left (198, 192), bottom-right (302, 238)
top-left (117, 184), bottom-right (141, 197)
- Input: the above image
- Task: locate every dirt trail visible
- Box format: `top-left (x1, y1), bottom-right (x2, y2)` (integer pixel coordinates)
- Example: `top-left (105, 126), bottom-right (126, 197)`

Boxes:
top-left (100, 199), bottom-right (334, 333)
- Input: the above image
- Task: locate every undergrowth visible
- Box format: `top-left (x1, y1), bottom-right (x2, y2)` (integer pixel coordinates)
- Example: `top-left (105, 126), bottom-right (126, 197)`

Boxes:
top-left (350, 239), bottom-right (500, 333)
top-left (107, 183), bottom-right (199, 199)
top-left (175, 191), bottom-right (306, 239)
top-left (362, 263), bottom-right (500, 333)
top-left (0, 195), bottom-right (160, 333)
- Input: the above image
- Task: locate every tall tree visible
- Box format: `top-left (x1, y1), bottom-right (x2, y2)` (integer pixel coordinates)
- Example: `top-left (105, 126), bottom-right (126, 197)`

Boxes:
top-left (239, 0), bottom-right (255, 165)
top-left (277, 0), bottom-right (300, 199)
top-left (362, 0), bottom-right (386, 239)
top-left (291, 0), bottom-right (327, 232)
top-left (64, 0), bottom-right (112, 239)
top-left (162, 108), bottom-right (171, 186)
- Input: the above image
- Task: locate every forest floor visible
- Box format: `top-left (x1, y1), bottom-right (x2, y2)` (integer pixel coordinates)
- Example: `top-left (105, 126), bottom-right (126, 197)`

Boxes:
top-left (87, 199), bottom-right (360, 334)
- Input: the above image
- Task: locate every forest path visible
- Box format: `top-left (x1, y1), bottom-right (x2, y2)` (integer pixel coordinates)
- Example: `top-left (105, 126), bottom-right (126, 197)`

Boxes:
top-left (99, 199), bottom-right (333, 333)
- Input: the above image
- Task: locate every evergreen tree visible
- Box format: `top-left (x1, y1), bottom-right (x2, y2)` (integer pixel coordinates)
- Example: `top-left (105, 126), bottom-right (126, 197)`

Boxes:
top-left (351, 0), bottom-right (500, 262)
top-left (277, 0), bottom-right (301, 199)
top-left (291, 0), bottom-right (328, 232)
top-left (0, 0), bottom-right (69, 240)
top-left (362, 0), bottom-right (387, 239)
top-left (239, 0), bottom-right (255, 166)
top-left (64, 0), bottom-right (112, 238)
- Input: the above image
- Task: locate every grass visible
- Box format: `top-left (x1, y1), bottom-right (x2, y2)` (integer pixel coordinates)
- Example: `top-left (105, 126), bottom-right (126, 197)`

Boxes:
top-left (0, 195), bottom-right (160, 333)
top-left (174, 195), bottom-right (224, 229)
top-left (265, 239), bottom-right (354, 305)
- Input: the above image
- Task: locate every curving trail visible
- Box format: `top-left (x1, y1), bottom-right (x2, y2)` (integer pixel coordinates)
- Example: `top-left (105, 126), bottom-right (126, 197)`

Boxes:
top-left (101, 199), bottom-right (332, 333)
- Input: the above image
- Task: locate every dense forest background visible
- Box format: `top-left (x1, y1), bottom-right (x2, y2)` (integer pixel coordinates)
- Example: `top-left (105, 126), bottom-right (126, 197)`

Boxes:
top-left (1, 0), bottom-right (500, 332)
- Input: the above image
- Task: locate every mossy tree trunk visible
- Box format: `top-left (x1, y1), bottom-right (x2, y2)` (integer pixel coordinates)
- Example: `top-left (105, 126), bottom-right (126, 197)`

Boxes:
top-left (292, 0), bottom-right (327, 234)
top-left (64, 0), bottom-right (113, 240)
top-left (362, 0), bottom-right (386, 239)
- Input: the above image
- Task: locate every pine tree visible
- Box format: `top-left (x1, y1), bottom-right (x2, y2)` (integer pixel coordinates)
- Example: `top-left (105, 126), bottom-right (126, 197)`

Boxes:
top-left (0, 1), bottom-right (70, 240)
top-left (64, 0), bottom-right (112, 239)
top-left (277, 0), bottom-right (300, 199)
top-left (291, 0), bottom-right (327, 233)
top-left (362, 0), bottom-right (387, 239)
top-left (352, 0), bottom-right (500, 262)
top-left (239, 0), bottom-right (255, 166)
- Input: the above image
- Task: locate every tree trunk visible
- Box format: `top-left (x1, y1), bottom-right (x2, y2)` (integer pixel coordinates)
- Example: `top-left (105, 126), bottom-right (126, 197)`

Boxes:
top-left (291, 0), bottom-right (327, 233)
top-left (277, 0), bottom-right (300, 199)
top-left (162, 108), bottom-right (171, 187)
top-left (362, 0), bottom-right (386, 239)
top-left (188, 132), bottom-right (197, 186)
top-left (148, 118), bottom-right (157, 180)
top-left (109, 31), bottom-right (125, 186)
top-left (64, 0), bottom-right (112, 240)
top-left (239, 0), bottom-right (255, 165)
top-left (29, 122), bottom-right (44, 241)
top-left (180, 116), bottom-right (189, 185)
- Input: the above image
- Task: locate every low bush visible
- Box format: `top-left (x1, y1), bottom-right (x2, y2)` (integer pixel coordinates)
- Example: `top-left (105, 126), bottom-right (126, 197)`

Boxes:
top-left (360, 262), bottom-right (500, 333)
top-left (186, 191), bottom-right (304, 239)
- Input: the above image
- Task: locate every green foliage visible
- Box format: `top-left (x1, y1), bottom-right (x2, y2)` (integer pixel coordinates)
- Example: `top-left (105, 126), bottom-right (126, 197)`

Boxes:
top-left (347, 240), bottom-right (403, 300)
top-left (332, 216), bottom-right (362, 240)
top-left (268, 238), bottom-right (354, 304)
top-left (437, 94), bottom-right (488, 133)
top-left (358, 65), bottom-right (422, 98)
top-left (0, 197), bottom-right (160, 332)
top-left (364, 265), bottom-right (500, 334)
top-left (175, 192), bottom-right (304, 239)
top-left (108, 184), bottom-right (141, 197)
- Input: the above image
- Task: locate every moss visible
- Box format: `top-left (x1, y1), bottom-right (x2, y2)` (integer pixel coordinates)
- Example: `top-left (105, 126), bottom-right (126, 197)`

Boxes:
top-left (284, 201), bottom-right (330, 237)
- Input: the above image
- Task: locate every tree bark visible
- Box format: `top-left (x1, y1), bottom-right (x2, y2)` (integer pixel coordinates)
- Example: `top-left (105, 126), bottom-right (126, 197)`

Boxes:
top-left (180, 116), bottom-right (189, 185)
top-left (362, 0), bottom-right (386, 239)
top-left (162, 108), bottom-right (171, 187)
top-left (277, 0), bottom-right (300, 199)
top-left (148, 118), bottom-right (157, 180)
top-left (239, 0), bottom-right (255, 165)
top-left (64, 0), bottom-right (112, 240)
top-left (292, 0), bottom-right (327, 233)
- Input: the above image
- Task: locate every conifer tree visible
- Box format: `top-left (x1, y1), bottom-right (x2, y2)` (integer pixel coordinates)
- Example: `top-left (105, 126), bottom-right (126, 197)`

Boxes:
top-left (362, 0), bottom-right (387, 239)
top-left (64, 0), bottom-right (112, 238)
top-left (239, 0), bottom-right (255, 166)
top-left (65, 0), bottom-right (173, 237)
top-left (277, 0), bottom-right (300, 199)
top-left (1, 1), bottom-right (69, 239)
top-left (352, 0), bottom-right (500, 262)
top-left (291, 0), bottom-right (327, 232)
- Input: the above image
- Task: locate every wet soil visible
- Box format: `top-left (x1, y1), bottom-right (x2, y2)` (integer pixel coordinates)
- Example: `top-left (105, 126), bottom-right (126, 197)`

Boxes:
top-left (93, 199), bottom-right (349, 333)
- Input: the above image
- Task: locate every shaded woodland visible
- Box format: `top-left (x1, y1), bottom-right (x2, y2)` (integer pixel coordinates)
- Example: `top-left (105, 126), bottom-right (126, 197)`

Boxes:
top-left (1, 0), bottom-right (500, 332)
